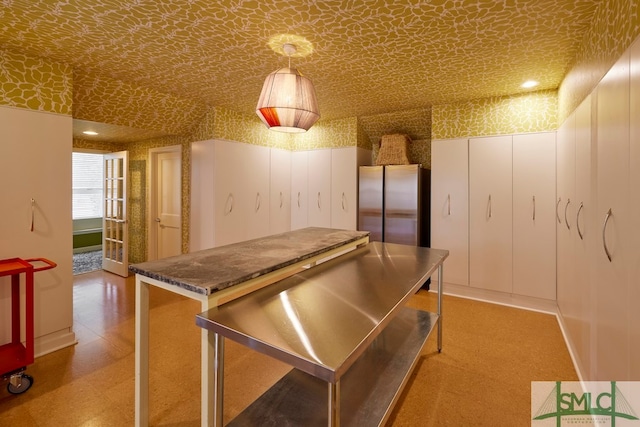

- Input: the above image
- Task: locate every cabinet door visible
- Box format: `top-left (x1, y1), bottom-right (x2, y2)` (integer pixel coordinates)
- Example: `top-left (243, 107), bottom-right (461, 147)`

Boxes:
top-left (190, 140), bottom-right (216, 251)
top-left (430, 139), bottom-right (469, 286)
top-left (469, 136), bottom-right (513, 293)
top-left (307, 149), bottom-right (332, 227)
top-left (630, 36), bottom-right (640, 380)
top-left (213, 140), bottom-right (249, 246)
top-left (595, 50), bottom-right (630, 380)
top-left (244, 144), bottom-right (271, 240)
top-left (270, 148), bottom-right (291, 235)
top-left (290, 151), bottom-right (308, 230)
top-left (331, 147), bottom-right (357, 230)
top-left (512, 132), bottom-right (556, 300)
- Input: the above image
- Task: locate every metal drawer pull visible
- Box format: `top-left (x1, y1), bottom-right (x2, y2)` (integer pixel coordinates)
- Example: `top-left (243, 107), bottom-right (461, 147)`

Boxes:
top-left (564, 199), bottom-right (571, 230)
top-left (30, 198), bottom-right (35, 232)
top-left (225, 193), bottom-right (234, 215)
top-left (602, 208), bottom-right (612, 262)
top-left (556, 197), bottom-right (562, 223)
top-left (532, 195), bottom-right (536, 221)
top-left (447, 194), bottom-right (451, 215)
top-left (576, 202), bottom-right (584, 240)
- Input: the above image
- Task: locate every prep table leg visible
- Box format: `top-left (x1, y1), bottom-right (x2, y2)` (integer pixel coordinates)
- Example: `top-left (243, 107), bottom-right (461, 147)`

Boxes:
top-left (135, 276), bottom-right (150, 426)
top-left (212, 332), bottom-right (225, 427)
top-left (201, 297), bottom-right (219, 427)
top-left (437, 264), bottom-right (443, 352)
top-left (328, 381), bottom-right (340, 427)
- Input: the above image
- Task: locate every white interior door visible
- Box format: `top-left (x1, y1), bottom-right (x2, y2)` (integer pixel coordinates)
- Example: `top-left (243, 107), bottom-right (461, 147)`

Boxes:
top-left (103, 151), bottom-right (129, 277)
top-left (154, 149), bottom-right (182, 259)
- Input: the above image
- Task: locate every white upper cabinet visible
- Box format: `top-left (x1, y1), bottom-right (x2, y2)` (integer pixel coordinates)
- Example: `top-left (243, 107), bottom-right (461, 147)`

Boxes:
top-left (290, 150), bottom-right (309, 231)
top-left (430, 138), bottom-right (469, 286)
top-left (512, 132), bottom-right (556, 300)
top-left (269, 148), bottom-right (291, 235)
top-left (307, 149), bottom-right (332, 228)
top-left (468, 135), bottom-right (513, 293)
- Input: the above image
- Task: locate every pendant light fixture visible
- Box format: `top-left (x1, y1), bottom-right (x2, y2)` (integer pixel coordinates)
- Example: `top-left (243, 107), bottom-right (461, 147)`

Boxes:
top-left (256, 43), bottom-right (320, 133)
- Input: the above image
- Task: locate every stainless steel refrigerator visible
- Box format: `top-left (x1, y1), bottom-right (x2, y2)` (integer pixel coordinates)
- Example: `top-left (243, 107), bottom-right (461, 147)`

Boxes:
top-left (358, 164), bottom-right (430, 246)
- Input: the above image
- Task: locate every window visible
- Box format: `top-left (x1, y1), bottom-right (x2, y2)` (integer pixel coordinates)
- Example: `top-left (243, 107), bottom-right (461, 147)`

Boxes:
top-left (72, 152), bottom-right (104, 219)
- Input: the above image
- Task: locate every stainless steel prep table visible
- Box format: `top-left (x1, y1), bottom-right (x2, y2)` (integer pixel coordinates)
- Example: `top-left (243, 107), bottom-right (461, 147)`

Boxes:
top-left (129, 228), bottom-right (370, 427)
top-left (196, 241), bottom-right (449, 426)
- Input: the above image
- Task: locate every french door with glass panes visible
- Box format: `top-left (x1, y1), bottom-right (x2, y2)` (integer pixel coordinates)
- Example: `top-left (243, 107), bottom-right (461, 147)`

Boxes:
top-left (102, 151), bottom-right (129, 276)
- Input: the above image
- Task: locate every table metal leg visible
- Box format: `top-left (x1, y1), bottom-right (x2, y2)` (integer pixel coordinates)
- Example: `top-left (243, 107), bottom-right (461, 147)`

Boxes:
top-left (135, 276), bottom-right (150, 426)
top-left (213, 333), bottom-right (225, 427)
top-left (328, 381), bottom-right (340, 427)
top-left (437, 264), bottom-right (443, 352)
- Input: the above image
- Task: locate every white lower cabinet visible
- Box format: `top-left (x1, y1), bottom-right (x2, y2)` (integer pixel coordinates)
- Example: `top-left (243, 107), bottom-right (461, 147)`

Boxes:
top-left (469, 135), bottom-right (513, 293)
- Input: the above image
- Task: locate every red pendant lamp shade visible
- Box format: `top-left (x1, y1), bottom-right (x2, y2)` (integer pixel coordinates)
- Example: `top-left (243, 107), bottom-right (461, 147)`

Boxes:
top-left (256, 67), bottom-right (320, 133)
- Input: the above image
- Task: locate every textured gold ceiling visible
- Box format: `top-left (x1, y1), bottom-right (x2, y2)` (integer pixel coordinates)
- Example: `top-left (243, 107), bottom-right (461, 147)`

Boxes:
top-left (0, 0), bottom-right (599, 141)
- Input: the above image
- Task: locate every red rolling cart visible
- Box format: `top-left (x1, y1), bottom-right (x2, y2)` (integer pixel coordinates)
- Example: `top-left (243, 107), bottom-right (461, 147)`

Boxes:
top-left (0, 257), bottom-right (56, 394)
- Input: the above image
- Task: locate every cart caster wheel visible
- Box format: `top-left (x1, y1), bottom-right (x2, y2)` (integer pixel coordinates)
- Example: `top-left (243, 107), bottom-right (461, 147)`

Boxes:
top-left (7, 374), bottom-right (33, 395)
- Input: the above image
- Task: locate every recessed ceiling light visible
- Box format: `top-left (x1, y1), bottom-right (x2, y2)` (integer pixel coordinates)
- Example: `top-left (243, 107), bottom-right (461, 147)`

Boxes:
top-left (83, 131), bottom-right (98, 136)
top-left (521, 80), bottom-right (539, 89)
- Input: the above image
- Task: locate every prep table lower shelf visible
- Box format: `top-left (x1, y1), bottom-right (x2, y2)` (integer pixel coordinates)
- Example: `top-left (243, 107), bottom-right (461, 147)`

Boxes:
top-left (228, 308), bottom-right (437, 427)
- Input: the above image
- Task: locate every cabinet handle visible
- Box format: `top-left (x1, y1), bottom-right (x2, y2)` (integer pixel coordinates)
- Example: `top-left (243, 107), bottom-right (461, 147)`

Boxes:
top-left (532, 195), bottom-right (536, 221)
top-left (317, 192), bottom-right (321, 210)
top-left (576, 202), bottom-right (584, 240)
top-left (225, 193), bottom-right (234, 215)
top-left (488, 194), bottom-right (492, 219)
top-left (255, 192), bottom-right (261, 212)
top-left (341, 192), bottom-right (347, 211)
top-left (447, 194), bottom-right (451, 215)
top-left (564, 199), bottom-right (571, 230)
top-left (297, 191), bottom-right (301, 208)
top-left (279, 191), bottom-right (283, 209)
top-left (602, 208), bottom-right (613, 262)
top-left (556, 197), bottom-right (562, 223)
top-left (30, 198), bottom-right (35, 232)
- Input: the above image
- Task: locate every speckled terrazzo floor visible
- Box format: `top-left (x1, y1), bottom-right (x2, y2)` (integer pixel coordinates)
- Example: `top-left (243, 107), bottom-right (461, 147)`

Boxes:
top-left (0, 270), bottom-right (577, 426)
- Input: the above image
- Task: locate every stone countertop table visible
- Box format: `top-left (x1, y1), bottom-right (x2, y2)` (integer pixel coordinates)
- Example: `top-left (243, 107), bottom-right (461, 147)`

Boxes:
top-left (129, 227), bottom-right (370, 296)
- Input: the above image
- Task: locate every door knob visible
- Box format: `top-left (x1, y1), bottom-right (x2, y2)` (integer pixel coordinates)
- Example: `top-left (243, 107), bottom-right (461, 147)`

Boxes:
top-left (155, 218), bottom-right (161, 222)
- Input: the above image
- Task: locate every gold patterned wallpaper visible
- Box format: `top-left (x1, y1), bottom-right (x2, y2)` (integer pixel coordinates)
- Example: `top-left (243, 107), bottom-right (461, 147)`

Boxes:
top-left (4, 0), bottom-right (640, 263)
top-left (0, 47), bottom-right (72, 115)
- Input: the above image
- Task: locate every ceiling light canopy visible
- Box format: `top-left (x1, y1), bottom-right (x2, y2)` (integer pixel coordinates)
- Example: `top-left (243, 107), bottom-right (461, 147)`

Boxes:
top-left (256, 39), bottom-right (320, 133)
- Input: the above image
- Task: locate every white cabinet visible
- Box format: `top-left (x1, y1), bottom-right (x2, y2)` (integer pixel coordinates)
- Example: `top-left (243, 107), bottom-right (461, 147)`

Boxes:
top-left (629, 36), bottom-right (640, 380)
top-left (0, 106), bottom-right (75, 355)
top-left (469, 136), bottom-right (513, 293)
top-left (331, 147), bottom-right (371, 230)
top-left (307, 149), bottom-right (332, 228)
top-left (430, 139), bottom-right (469, 286)
top-left (190, 139), bottom-right (270, 250)
top-left (270, 148), bottom-right (291, 235)
top-left (512, 132), bottom-right (556, 300)
top-left (290, 151), bottom-right (308, 231)
top-left (595, 48), bottom-right (631, 380)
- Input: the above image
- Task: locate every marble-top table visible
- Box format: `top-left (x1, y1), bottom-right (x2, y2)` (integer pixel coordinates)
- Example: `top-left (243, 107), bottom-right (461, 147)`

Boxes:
top-left (130, 227), bottom-right (370, 427)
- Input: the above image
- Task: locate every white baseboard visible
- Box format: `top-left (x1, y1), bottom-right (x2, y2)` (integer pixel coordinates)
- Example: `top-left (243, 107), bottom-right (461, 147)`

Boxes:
top-left (35, 328), bottom-right (77, 357)
top-left (434, 282), bottom-right (557, 314)
top-left (554, 310), bottom-right (587, 382)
